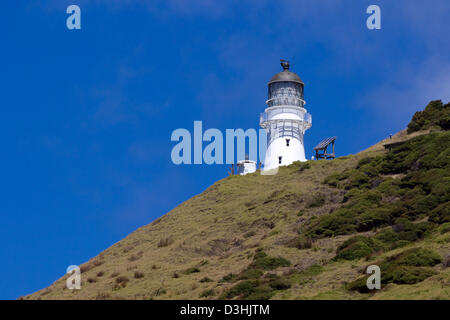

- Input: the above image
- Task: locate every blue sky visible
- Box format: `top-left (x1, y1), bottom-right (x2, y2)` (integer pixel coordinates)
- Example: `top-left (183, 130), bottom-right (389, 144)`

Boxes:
top-left (0, 1), bottom-right (449, 299)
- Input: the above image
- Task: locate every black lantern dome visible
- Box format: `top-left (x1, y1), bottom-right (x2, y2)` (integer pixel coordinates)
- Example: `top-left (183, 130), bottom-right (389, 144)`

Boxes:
top-left (268, 60), bottom-right (304, 85)
top-left (267, 60), bottom-right (305, 108)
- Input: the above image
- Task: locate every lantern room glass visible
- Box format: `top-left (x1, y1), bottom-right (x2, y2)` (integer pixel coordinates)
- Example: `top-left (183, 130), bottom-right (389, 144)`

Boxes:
top-left (268, 81), bottom-right (304, 108)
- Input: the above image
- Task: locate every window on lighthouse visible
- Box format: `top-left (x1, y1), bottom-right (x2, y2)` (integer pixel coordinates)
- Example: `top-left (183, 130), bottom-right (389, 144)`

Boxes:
top-left (278, 156), bottom-right (282, 164)
top-left (286, 139), bottom-right (290, 147)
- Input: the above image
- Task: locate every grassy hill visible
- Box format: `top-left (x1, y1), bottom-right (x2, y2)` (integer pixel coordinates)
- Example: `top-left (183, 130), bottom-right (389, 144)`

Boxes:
top-left (25, 101), bottom-right (450, 300)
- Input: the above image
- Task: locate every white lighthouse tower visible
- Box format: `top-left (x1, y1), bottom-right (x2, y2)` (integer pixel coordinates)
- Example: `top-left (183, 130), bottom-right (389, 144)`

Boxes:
top-left (260, 60), bottom-right (312, 170)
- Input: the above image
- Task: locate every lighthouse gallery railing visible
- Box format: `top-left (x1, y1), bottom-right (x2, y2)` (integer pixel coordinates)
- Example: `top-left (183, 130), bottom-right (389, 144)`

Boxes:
top-left (260, 107), bottom-right (312, 127)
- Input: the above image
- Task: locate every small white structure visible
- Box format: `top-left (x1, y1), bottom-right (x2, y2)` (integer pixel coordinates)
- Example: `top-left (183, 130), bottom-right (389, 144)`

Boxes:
top-left (260, 60), bottom-right (312, 170)
top-left (236, 159), bottom-right (257, 175)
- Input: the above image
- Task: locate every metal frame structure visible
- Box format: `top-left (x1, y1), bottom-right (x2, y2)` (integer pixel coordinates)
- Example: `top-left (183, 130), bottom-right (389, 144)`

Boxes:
top-left (314, 137), bottom-right (336, 160)
top-left (260, 108), bottom-right (312, 143)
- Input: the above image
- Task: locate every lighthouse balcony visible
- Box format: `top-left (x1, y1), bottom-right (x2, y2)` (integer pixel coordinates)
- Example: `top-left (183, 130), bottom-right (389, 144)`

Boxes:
top-left (260, 106), bottom-right (312, 130)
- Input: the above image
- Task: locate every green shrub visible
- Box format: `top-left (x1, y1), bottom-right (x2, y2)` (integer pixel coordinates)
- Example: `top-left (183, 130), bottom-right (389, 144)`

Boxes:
top-left (220, 280), bottom-right (261, 299)
top-left (220, 250), bottom-right (291, 295)
top-left (199, 289), bottom-right (215, 298)
top-left (346, 276), bottom-right (371, 293)
top-left (357, 157), bottom-right (375, 168)
top-left (301, 264), bottom-right (324, 277)
top-left (439, 222), bottom-right (450, 234)
top-left (348, 248), bottom-right (441, 292)
top-left (323, 174), bottom-right (341, 187)
top-left (407, 100), bottom-right (450, 133)
top-left (384, 266), bottom-right (437, 284)
top-left (306, 208), bottom-right (357, 237)
top-left (376, 178), bottom-right (402, 196)
top-left (334, 236), bottom-right (380, 261)
top-left (346, 172), bottom-right (371, 189)
top-left (429, 202), bottom-right (450, 224)
top-left (220, 273), bottom-right (236, 283)
top-left (355, 207), bottom-right (391, 232)
top-left (373, 228), bottom-right (411, 250)
top-left (238, 269), bottom-right (264, 280)
top-left (269, 279), bottom-right (291, 290)
top-left (245, 287), bottom-right (275, 300)
top-left (342, 188), bottom-right (362, 203)
top-left (374, 228), bottom-right (398, 244)
top-left (348, 265), bottom-right (436, 292)
top-left (388, 248), bottom-right (442, 267)
top-left (388, 219), bottom-right (434, 243)
top-left (220, 275), bottom-right (291, 300)
top-left (393, 240), bottom-right (411, 249)
top-left (249, 251), bottom-right (291, 270)
top-left (324, 170), bottom-right (355, 188)
top-left (308, 131), bottom-right (450, 238)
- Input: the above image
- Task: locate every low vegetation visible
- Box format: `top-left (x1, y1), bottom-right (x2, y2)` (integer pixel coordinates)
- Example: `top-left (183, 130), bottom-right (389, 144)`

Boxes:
top-left (407, 100), bottom-right (449, 133)
top-left (310, 130), bottom-right (449, 239)
top-left (348, 248), bottom-right (442, 292)
top-left (25, 101), bottom-right (449, 300)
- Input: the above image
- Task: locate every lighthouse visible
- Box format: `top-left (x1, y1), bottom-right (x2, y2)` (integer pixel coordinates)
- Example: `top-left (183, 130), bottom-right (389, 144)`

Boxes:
top-left (260, 60), bottom-right (312, 170)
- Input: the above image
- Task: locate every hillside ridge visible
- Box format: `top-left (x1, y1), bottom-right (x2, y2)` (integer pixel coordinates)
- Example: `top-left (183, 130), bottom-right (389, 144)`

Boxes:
top-left (25, 100), bottom-right (450, 300)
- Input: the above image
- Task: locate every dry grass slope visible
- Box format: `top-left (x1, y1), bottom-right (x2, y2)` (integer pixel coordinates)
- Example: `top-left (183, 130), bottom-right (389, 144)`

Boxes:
top-left (24, 101), bottom-right (450, 300)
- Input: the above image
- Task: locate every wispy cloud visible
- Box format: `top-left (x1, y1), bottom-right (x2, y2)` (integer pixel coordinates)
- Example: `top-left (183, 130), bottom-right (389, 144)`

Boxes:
top-left (357, 56), bottom-right (450, 126)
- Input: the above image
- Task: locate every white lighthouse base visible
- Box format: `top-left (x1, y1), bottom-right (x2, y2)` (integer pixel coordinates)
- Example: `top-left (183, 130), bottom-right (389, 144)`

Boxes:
top-left (263, 135), bottom-right (306, 170)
